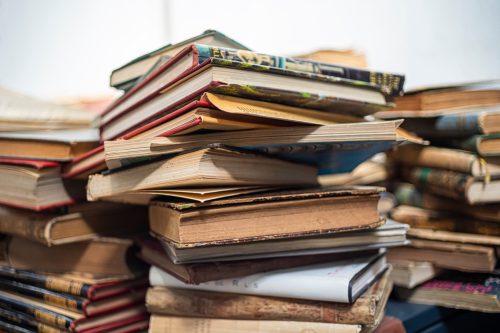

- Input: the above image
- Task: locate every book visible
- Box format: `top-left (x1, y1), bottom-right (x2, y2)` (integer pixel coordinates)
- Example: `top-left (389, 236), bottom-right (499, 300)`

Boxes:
top-left (0, 203), bottom-right (147, 246)
top-left (391, 82), bottom-right (500, 111)
top-left (146, 269), bottom-right (392, 326)
top-left (392, 110), bottom-right (500, 139)
top-left (0, 128), bottom-right (99, 161)
top-left (156, 218), bottom-right (407, 264)
top-left (0, 237), bottom-right (146, 277)
top-left (394, 183), bottom-right (500, 223)
top-left (110, 30), bottom-right (250, 90)
top-left (104, 120), bottom-right (403, 173)
top-left (388, 144), bottom-right (500, 177)
top-left (0, 278), bottom-right (146, 317)
top-left (387, 239), bottom-right (496, 273)
top-left (437, 133), bottom-right (500, 157)
top-left (394, 272), bottom-right (500, 313)
top-left (0, 291), bottom-right (147, 333)
top-left (407, 227), bottom-right (500, 247)
top-left (101, 49), bottom-right (390, 140)
top-left (143, 44), bottom-right (404, 96)
top-left (0, 307), bottom-right (64, 333)
top-left (149, 315), bottom-right (362, 333)
top-left (0, 158), bottom-right (79, 211)
top-left (390, 205), bottom-right (500, 236)
top-left (400, 166), bottom-right (500, 204)
top-left (148, 187), bottom-right (384, 247)
top-left (87, 146), bottom-right (318, 202)
top-left (149, 252), bottom-right (388, 303)
top-left (138, 237), bottom-right (380, 284)
top-left (389, 261), bottom-right (442, 288)
top-left (0, 87), bottom-right (97, 132)
top-left (0, 267), bottom-right (147, 301)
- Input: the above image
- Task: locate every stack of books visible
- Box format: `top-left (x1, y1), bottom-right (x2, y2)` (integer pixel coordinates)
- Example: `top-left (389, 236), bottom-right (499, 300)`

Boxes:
top-left (378, 82), bottom-right (500, 313)
top-left (81, 31), bottom-right (411, 332)
top-left (0, 90), bottom-right (150, 332)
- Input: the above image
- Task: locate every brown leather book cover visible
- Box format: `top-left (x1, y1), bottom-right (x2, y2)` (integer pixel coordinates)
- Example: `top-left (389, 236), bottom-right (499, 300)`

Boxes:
top-left (149, 186), bottom-right (384, 246)
top-left (146, 270), bottom-right (392, 326)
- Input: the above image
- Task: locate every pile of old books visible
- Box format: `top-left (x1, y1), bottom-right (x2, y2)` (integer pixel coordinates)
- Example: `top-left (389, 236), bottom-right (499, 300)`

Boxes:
top-left (1, 30), bottom-right (410, 333)
top-left (82, 30), bottom-right (410, 332)
top-left (0, 88), bottom-right (151, 332)
top-left (378, 82), bottom-right (500, 313)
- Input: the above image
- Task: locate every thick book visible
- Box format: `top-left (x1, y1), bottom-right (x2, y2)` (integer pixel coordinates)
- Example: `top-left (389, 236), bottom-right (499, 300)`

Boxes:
top-left (390, 205), bottom-right (500, 236)
top-left (400, 166), bottom-right (500, 204)
top-left (146, 269), bottom-right (392, 326)
top-left (157, 218), bottom-right (407, 264)
top-left (436, 133), bottom-right (500, 157)
top-left (149, 252), bottom-right (388, 303)
top-left (0, 237), bottom-right (146, 277)
top-left (0, 158), bottom-right (78, 211)
top-left (0, 307), bottom-right (64, 333)
top-left (149, 187), bottom-right (384, 247)
top-left (101, 47), bottom-right (390, 140)
top-left (391, 82), bottom-right (500, 111)
top-left (0, 203), bottom-right (147, 246)
top-left (104, 120), bottom-right (403, 174)
top-left (0, 278), bottom-right (146, 317)
top-left (86, 146), bottom-right (318, 202)
top-left (0, 267), bottom-right (147, 301)
top-left (110, 30), bottom-right (250, 90)
top-left (388, 144), bottom-right (500, 177)
top-left (138, 237), bottom-right (380, 284)
top-left (387, 239), bottom-right (496, 273)
top-left (389, 261), bottom-right (442, 288)
top-left (394, 182), bottom-right (500, 223)
top-left (0, 128), bottom-right (98, 161)
top-left (394, 110), bottom-right (500, 139)
top-left (0, 87), bottom-right (97, 132)
top-left (149, 315), bottom-right (361, 333)
top-left (394, 272), bottom-right (500, 313)
top-left (0, 291), bottom-right (148, 333)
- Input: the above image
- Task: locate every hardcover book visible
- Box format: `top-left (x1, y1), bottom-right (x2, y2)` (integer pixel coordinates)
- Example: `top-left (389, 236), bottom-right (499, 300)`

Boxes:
top-left (148, 187), bottom-right (384, 247)
top-left (436, 133), bottom-right (500, 157)
top-left (0, 291), bottom-right (147, 333)
top-left (110, 30), bottom-right (250, 90)
top-left (394, 272), bottom-right (500, 313)
top-left (0, 203), bottom-right (147, 246)
top-left (149, 252), bottom-right (387, 303)
top-left (0, 158), bottom-right (79, 211)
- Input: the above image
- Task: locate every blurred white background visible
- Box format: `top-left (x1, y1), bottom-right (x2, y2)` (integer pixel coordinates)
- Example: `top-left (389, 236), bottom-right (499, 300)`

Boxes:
top-left (0, 0), bottom-right (499, 100)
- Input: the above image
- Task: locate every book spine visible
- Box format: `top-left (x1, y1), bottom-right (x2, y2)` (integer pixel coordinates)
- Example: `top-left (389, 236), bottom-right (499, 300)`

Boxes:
top-left (0, 294), bottom-right (72, 330)
top-left (0, 279), bottom-right (84, 313)
top-left (0, 308), bottom-right (63, 333)
top-left (402, 167), bottom-right (473, 201)
top-left (389, 146), bottom-right (476, 175)
top-left (0, 267), bottom-right (90, 298)
top-left (195, 44), bottom-right (404, 96)
top-left (146, 287), bottom-right (376, 325)
top-left (0, 209), bottom-right (49, 245)
top-left (434, 113), bottom-right (482, 136)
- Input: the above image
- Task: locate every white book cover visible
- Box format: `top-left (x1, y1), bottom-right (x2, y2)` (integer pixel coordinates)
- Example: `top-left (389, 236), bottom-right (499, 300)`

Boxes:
top-left (149, 252), bottom-right (387, 303)
top-left (0, 128), bottom-right (99, 142)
